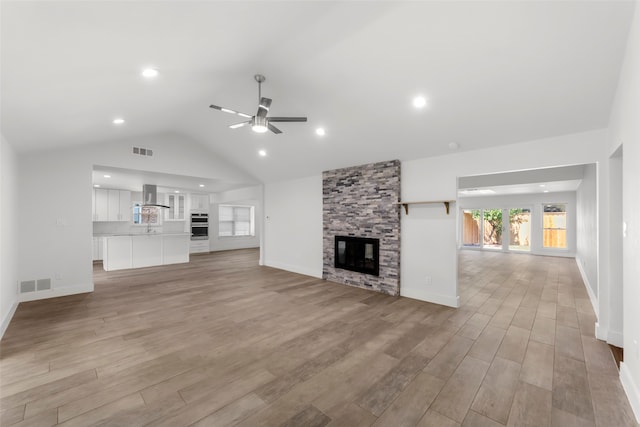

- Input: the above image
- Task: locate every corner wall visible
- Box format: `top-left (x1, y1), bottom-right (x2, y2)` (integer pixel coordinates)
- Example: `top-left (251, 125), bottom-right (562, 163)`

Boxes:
top-left (576, 163), bottom-right (599, 308)
top-left (608, 0), bottom-right (640, 420)
top-left (1, 136), bottom-right (19, 337)
top-left (264, 175), bottom-right (323, 277)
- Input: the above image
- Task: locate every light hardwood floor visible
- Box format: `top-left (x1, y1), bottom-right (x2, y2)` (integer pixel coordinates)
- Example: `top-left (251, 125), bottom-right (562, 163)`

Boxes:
top-left (0, 249), bottom-right (637, 426)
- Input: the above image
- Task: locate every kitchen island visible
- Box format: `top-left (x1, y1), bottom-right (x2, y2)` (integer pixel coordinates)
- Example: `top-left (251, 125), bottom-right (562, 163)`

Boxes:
top-left (102, 233), bottom-right (190, 271)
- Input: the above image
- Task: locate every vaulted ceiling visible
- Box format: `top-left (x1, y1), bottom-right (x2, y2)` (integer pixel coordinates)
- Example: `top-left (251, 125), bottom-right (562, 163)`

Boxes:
top-left (1, 1), bottom-right (634, 183)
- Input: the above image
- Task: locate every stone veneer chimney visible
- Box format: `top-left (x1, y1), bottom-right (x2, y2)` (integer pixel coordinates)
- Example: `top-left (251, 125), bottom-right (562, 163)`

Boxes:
top-left (322, 160), bottom-right (401, 295)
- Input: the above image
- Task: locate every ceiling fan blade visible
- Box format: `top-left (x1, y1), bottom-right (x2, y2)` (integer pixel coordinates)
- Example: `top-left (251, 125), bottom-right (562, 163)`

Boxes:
top-left (229, 121), bottom-right (250, 129)
top-left (257, 97), bottom-right (272, 118)
top-left (268, 117), bottom-right (308, 123)
top-left (210, 104), bottom-right (252, 118)
top-left (268, 123), bottom-right (282, 134)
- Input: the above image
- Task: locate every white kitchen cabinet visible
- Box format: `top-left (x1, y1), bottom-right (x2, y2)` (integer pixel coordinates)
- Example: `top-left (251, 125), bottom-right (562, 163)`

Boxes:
top-left (131, 234), bottom-right (163, 268)
top-left (190, 194), bottom-right (209, 212)
top-left (93, 188), bottom-right (109, 221)
top-left (118, 191), bottom-right (131, 221)
top-left (92, 236), bottom-right (104, 261)
top-left (102, 234), bottom-right (189, 271)
top-left (166, 193), bottom-right (186, 220)
top-left (92, 189), bottom-right (131, 222)
top-left (190, 240), bottom-right (209, 254)
top-left (103, 236), bottom-right (132, 270)
top-left (164, 234), bottom-right (190, 264)
top-left (107, 190), bottom-right (120, 221)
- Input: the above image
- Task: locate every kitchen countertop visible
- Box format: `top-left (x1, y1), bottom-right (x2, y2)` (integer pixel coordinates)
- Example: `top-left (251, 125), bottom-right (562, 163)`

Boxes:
top-left (94, 232), bottom-right (191, 237)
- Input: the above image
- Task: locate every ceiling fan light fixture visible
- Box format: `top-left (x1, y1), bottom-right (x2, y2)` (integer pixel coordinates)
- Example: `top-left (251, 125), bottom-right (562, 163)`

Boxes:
top-left (141, 68), bottom-right (158, 78)
top-left (252, 116), bottom-right (268, 133)
top-left (413, 95), bottom-right (427, 108)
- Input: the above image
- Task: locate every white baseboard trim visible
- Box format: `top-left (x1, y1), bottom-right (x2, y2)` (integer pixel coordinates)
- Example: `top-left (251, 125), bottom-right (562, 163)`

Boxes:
top-left (620, 362), bottom-right (640, 423)
top-left (19, 283), bottom-right (94, 303)
top-left (575, 256), bottom-right (598, 316)
top-left (1, 299), bottom-right (19, 339)
top-left (264, 260), bottom-right (322, 279)
top-left (606, 329), bottom-right (624, 348)
top-left (401, 287), bottom-right (460, 308)
top-left (595, 322), bottom-right (608, 342)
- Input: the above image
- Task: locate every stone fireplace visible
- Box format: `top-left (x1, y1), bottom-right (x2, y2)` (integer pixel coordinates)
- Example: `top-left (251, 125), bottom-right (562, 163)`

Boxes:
top-left (322, 160), bottom-right (401, 295)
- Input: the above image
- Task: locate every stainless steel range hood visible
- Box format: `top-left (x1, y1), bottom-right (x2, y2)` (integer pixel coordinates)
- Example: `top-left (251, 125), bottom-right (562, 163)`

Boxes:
top-left (142, 184), bottom-right (170, 208)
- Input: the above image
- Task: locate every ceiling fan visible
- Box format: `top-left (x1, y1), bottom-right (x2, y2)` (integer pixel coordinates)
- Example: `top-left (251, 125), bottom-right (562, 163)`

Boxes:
top-left (209, 74), bottom-right (307, 134)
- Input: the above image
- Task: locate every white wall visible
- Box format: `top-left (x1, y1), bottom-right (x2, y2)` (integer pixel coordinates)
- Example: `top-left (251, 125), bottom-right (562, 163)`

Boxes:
top-left (263, 175), bottom-right (323, 278)
top-left (1, 135), bottom-right (19, 337)
top-left (16, 132), bottom-right (257, 302)
top-left (608, 1), bottom-right (640, 421)
top-left (607, 149), bottom-right (624, 348)
top-left (210, 186), bottom-right (261, 252)
top-left (458, 191), bottom-right (578, 257)
top-left (576, 163), bottom-right (598, 303)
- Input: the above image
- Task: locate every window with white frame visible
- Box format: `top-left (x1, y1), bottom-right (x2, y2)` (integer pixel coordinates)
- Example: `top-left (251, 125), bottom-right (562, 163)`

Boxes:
top-left (218, 205), bottom-right (255, 237)
top-left (543, 203), bottom-right (567, 249)
top-left (132, 202), bottom-right (161, 225)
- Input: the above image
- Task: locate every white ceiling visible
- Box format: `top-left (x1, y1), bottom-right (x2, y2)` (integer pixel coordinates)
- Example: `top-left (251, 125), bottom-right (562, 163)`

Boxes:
top-left (1, 1), bottom-right (634, 183)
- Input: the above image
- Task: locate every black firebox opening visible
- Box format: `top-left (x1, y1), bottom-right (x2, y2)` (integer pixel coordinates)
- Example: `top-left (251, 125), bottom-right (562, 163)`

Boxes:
top-left (334, 236), bottom-right (380, 276)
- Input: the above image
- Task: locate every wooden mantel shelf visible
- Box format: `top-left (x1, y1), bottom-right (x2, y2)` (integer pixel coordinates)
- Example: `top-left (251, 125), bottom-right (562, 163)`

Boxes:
top-left (396, 200), bottom-right (455, 215)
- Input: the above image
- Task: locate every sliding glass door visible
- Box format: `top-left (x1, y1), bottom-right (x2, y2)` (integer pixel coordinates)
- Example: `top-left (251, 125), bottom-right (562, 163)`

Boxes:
top-left (482, 209), bottom-right (503, 250)
top-left (462, 207), bottom-right (531, 252)
top-left (508, 208), bottom-right (531, 252)
top-left (462, 209), bottom-right (481, 248)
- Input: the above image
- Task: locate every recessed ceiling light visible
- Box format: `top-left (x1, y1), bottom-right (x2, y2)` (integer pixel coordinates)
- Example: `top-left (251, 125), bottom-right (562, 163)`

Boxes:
top-left (258, 149), bottom-right (267, 157)
top-left (413, 96), bottom-right (427, 108)
top-left (142, 68), bottom-right (158, 78)
top-left (539, 184), bottom-right (546, 187)
top-left (112, 118), bottom-right (125, 125)
top-left (93, 184), bottom-right (100, 188)
top-left (316, 128), bottom-right (326, 136)
top-left (103, 174), bottom-right (111, 178)
top-left (543, 190), bottom-right (549, 193)
top-left (199, 184), bottom-right (205, 188)
top-left (174, 190), bottom-right (180, 193)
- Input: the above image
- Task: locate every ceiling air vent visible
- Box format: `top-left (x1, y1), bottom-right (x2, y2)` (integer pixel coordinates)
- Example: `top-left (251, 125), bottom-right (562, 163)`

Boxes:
top-left (132, 147), bottom-right (153, 156)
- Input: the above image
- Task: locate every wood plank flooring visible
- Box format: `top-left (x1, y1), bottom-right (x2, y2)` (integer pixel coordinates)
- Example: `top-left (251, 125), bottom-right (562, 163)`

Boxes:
top-left (0, 249), bottom-right (637, 426)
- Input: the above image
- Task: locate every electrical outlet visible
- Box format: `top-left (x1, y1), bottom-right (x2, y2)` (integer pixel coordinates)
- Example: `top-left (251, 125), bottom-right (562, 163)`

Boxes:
top-left (426, 276), bottom-right (432, 285)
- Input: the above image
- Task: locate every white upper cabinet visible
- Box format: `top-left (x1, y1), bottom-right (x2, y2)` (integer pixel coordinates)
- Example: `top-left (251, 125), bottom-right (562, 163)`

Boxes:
top-left (92, 188), bottom-right (132, 222)
top-left (190, 194), bottom-right (209, 212)
top-left (165, 193), bottom-right (186, 221)
top-left (118, 191), bottom-right (132, 222)
top-left (93, 188), bottom-right (109, 221)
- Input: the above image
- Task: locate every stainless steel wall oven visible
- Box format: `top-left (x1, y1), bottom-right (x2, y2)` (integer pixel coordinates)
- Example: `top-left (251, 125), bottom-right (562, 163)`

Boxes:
top-left (190, 213), bottom-right (209, 240)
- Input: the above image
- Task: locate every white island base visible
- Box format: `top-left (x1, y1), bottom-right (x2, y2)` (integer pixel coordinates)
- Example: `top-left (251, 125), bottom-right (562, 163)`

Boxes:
top-left (102, 233), bottom-right (190, 271)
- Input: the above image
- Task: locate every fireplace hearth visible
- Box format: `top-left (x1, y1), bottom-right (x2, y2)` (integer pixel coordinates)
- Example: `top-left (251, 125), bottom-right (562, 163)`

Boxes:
top-left (334, 236), bottom-right (380, 276)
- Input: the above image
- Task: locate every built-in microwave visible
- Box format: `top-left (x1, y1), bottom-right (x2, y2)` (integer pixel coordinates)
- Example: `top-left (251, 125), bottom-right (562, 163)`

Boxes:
top-left (190, 213), bottom-right (209, 240)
